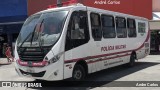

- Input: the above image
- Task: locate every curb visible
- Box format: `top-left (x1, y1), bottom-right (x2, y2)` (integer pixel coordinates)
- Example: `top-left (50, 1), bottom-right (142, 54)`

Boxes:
top-left (0, 58), bottom-right (13, 65)
top-left (0, 62), bottom-right (12, 65)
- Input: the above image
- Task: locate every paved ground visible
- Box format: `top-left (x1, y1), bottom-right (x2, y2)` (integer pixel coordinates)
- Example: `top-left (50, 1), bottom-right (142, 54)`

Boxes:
top-left (1, 55), bottom-right (160, 90)
top-left (0, 58), bottom-right (33, 81)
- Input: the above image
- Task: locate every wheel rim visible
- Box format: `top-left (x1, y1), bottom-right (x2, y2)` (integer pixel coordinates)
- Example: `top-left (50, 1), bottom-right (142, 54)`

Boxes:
top-left (74, 70), bottom-right (82, 80)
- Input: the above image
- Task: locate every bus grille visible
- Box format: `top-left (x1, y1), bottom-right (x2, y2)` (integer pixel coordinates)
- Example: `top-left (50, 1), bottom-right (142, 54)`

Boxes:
top-left (18, 48), bottom-right (45, 62)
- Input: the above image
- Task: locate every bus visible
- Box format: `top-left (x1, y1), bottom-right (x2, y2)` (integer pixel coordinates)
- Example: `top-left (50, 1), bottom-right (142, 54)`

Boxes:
top-left (14, 3), bottom-right (150, 81)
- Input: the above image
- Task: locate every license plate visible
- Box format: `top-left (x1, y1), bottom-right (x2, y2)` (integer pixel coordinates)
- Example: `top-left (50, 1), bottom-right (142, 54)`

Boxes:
top-left (26, 68), bottom-right (35, 73)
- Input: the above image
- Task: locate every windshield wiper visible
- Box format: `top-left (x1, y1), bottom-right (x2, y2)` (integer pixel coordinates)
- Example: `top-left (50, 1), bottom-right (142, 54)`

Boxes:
top-left (30, 20), bottom-right (44, 46)
top-left (18, 32), bottom-right (33, 49)
top-left (30, 25), bottom-right (37, 46)
top-left (37, 20), bottom-right (44, 50)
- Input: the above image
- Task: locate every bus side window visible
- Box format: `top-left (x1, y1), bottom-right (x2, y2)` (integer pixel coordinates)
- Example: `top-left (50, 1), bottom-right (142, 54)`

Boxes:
top-left (138, 22), bottom-right (146, 33)
top-left (65, 11), bottom-right (89, 51)
top-left (127, 18), bottom-right (136, 37)
top-left (70, 16), bottom-right (84, 39)
top-left (116, 17), bottom-right (127, 38)
top-left (101, 15), bottom-right (116, 38)
top-left (90, 13), bottom-right (102, 41)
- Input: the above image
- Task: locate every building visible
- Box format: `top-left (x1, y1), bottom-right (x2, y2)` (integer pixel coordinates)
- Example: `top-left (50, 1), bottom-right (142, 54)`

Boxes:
top-left (0, 0), bottom-right (27, 57)
top-left (149, 0), bottom-right (160, 52)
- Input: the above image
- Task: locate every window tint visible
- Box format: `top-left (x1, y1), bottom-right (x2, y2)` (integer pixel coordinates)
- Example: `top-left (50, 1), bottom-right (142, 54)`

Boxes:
top-left (127, 19), bottom-right (136, 37)
top-left (91, 13), bottom-right (101, 26)
top-left (65, 11), bottom-right (89, 51)
top-left (116, 17), bottom-right (127, 38)
top-left (70, 14), bottom-right (85, 39)
top-left (90, 13), bottom-right (102, 41)
top-left (138, 22), bottom-right (146, 33)
top-left (101, 15), bottom-right (116, 38)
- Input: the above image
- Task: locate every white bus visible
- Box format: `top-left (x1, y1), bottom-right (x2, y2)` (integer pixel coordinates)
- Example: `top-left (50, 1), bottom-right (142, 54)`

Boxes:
top-left (14, 3), bottom-right (150, 81)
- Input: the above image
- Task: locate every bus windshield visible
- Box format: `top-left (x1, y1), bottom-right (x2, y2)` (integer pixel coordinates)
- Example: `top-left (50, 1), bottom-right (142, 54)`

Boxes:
top-left (17, 10), bottom-right (68, 47)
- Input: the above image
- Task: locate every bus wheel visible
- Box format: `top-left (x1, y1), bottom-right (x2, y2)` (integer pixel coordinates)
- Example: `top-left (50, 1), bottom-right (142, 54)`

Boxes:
top-left (72, 64), bottom-right (85, 81)
top-left (128, 53), bottom-right (136, 67)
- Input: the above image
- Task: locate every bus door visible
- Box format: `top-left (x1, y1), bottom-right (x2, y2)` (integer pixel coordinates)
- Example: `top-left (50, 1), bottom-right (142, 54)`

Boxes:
top-left (64, 9), bottom-right (90, 76)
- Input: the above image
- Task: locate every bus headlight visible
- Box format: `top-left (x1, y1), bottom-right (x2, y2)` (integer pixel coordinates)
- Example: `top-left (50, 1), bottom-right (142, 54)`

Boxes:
top-left (45, 52), bottom-right (64, 65)
top-left (49, 55), bottom-right (60, 64)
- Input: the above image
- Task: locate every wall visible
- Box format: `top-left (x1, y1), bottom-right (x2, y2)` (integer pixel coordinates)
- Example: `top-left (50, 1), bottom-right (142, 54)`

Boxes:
top-left (150, 21), bottom-right (160, 30)
top-left (28, 0), bottom-right (68, 16)
top-left (27, 0), bottom-right (152, 19)
top-left (153, 0), bottom-right (160, 12)
top-left (0, 0), bottom-right (27, 23)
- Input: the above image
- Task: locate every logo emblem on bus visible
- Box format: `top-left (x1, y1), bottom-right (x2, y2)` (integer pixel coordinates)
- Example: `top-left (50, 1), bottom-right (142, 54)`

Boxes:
top-left (28, 62), bottom-right (32, 66)
top-left (26, 48), bottom-right (36, 51)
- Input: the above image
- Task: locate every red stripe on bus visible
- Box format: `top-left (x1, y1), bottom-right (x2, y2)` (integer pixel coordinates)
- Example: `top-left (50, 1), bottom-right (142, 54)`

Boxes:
top-left (64, 30), bottom-right (150, 64)
top-left (64, 51), bottom-right (132, 63)
top-left (87, 54), bottom-right (130, 64)
top-left (17, 59), bottom-right (48, 67)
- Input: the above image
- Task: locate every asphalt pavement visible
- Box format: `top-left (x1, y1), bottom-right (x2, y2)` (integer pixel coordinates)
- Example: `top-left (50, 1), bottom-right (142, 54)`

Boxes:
top-left (1, 55), bottom-right (160, 90)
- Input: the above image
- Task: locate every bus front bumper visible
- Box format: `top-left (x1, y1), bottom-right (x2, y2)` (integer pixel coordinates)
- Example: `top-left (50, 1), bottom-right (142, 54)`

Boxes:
top-left (15, 61), bottom-right (63, 81)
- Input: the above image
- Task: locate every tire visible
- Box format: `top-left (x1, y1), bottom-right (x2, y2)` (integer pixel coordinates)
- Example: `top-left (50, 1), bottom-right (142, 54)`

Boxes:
top-left (35, 79), bottom-right (45, 82)
top-left (72, 64), bottom-right (86, 81)
top-left (128, 53), bottom-right (136, 67)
